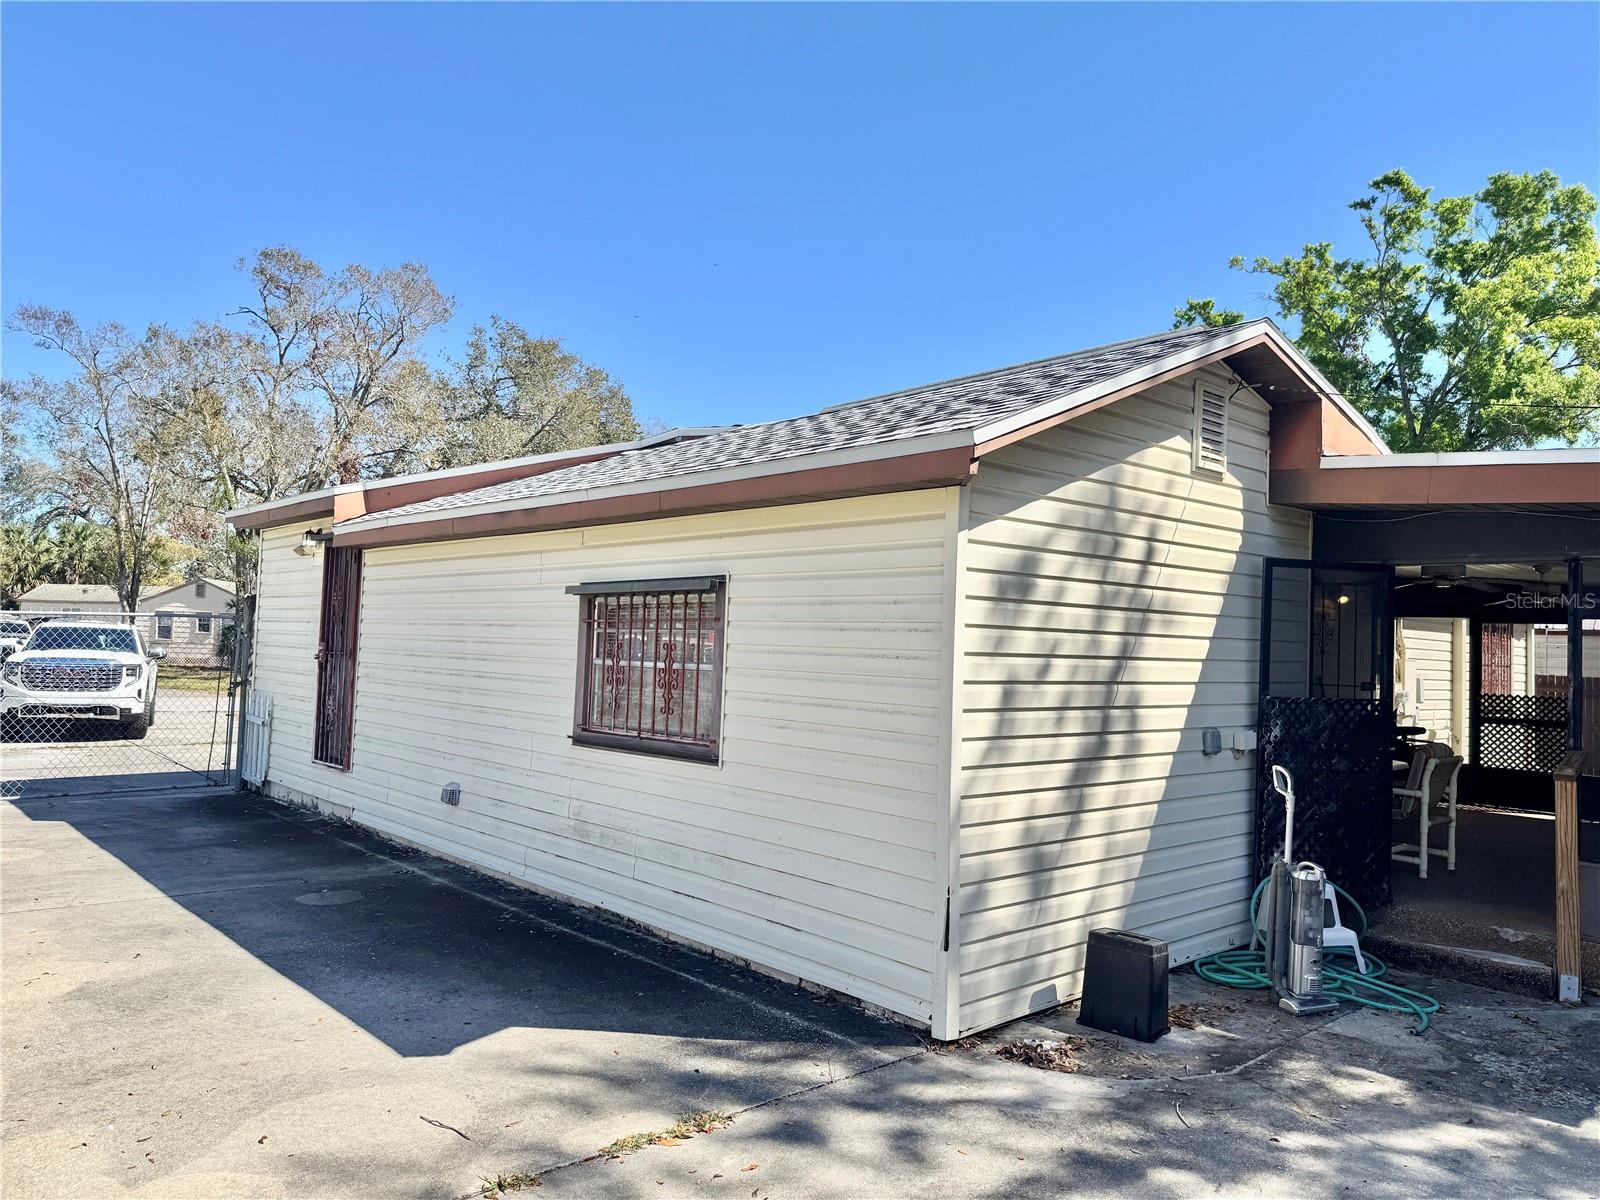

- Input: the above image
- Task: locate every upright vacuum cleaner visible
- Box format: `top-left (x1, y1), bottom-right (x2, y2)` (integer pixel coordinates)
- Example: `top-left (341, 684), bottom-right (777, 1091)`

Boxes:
top-left (1258, 766), bottom-right (1339, 1016)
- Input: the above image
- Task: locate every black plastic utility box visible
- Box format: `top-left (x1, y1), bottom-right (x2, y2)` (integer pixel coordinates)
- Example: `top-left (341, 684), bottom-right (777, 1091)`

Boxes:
top-left (1076, 928), bottom-right (1169, 1042)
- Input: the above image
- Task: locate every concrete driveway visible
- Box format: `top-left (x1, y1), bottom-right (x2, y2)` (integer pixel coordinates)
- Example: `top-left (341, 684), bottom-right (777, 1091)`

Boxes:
top-left (0, 785), bottom-right (920, 1199)
top-left (4, 784), bottom-right (1597, 1200)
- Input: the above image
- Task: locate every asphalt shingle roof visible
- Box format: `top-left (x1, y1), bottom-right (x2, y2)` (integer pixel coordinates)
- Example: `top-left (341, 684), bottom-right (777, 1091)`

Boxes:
top-left (344, 322), bottom-right (1262, 527)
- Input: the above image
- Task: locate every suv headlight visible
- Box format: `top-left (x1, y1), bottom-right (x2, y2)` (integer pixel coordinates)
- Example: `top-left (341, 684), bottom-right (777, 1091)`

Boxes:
top-left (1, 662), bottom-right (20, 686)
top-left (123, 664), bottom-right (142, 681)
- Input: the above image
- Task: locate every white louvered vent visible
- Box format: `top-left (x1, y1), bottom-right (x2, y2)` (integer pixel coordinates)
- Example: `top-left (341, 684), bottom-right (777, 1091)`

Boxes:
top-left (1192, 380), bottom-right (1229, 475)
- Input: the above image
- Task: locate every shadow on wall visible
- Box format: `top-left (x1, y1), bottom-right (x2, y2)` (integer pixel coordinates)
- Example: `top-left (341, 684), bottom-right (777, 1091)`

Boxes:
top-left (2, 786), bottom-right (917, 1060)
top-left (957, 441), bottom-right (1261, 1026)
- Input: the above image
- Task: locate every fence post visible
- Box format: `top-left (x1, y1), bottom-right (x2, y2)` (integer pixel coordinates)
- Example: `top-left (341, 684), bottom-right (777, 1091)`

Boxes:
top-left (229, 596), bottom-right (255, 791)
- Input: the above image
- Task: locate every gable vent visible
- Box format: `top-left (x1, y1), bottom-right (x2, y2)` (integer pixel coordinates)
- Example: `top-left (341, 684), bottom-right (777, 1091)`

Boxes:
top-left (1192, 380), bottom-right (1230, 475)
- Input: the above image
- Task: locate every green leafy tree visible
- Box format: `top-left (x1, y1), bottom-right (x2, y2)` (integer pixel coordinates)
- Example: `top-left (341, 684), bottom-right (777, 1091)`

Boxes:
top-left (1177, 170), bottom-right (1600, 450)
top-left (428, 317), bottom-right (643, 471)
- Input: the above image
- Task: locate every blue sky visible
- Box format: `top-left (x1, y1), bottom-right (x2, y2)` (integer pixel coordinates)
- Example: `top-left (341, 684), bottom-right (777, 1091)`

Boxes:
top-left (3, 2), bottom-right (1596, 429)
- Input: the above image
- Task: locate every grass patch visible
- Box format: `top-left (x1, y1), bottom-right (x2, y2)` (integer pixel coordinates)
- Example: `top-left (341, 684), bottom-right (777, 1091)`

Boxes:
top-left (481, 1110), bottom-right (733, 1196)
top-left (481, 1171), bottom-right (543, 1196)
top-left (598, 1110), bottom-right (732, 1159)
top-left (157, 665), bottom-right (230, 693)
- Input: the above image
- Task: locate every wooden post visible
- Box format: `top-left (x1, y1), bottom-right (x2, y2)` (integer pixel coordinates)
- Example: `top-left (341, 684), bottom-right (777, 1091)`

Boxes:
top-left (1554, 751), bottom-right (1584, 1003)
top-left (1554, 557), bottom-right (1585, 1004)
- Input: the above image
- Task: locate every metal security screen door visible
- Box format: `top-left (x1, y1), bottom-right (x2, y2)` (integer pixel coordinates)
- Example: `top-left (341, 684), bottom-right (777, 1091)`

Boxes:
top-left (1257, 559), bottom-right (1395, 907)
top-left (313, 547), bottom-right (362, 769)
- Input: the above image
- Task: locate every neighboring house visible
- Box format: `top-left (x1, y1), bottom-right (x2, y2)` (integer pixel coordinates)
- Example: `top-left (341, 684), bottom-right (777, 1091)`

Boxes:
top-left (17, 577), bottom-right (237, 665)
top-left (141, 578), bottom-right (237, 665)
top-left (229, 319), bottom-right (1600, 1036)
top-left (16, 582), bottom-right (128, 614)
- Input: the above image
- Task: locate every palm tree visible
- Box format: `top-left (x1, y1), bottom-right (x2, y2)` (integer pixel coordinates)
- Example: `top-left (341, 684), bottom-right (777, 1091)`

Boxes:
top-left (49, 520), bottom-right (104, 585)
top-left (0, 524), bottom-right (53, 606)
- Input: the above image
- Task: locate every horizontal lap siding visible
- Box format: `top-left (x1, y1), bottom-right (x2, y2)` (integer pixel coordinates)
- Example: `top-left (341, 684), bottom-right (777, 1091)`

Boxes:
top-left (954, 370), bottom-right (1311, 1035)
top-left (253, 491), bottom-right (953, 1024)
top-left (1399, 618), bottom-right (1459, 749)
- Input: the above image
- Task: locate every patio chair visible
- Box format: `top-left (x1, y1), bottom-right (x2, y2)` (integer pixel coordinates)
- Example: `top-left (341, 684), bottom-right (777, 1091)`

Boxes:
top-left (1392, 748), bottom-right (1430, 815)
top-left (1322, 882), bottom-right (1368, 974)
top-left (1392, 754), bottom-right (1463, 879)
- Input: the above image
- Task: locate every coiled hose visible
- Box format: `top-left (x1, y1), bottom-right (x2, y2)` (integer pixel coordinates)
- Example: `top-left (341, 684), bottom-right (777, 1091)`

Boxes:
top-left (1191, 878), bottom-right (1441, 1032)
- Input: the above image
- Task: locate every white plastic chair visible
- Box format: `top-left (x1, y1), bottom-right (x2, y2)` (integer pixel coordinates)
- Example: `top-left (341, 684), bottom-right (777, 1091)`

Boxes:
top-left (1392, 754), bottom-right (1463, 878)
top-left (1321, 883), bottom-right (1367, 974)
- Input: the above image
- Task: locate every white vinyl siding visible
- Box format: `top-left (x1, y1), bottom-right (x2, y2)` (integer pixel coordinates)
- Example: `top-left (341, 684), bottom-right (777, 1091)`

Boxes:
top-left (1398, 618), bottom-right (1461, 751)
top-left (251, 491), bottom-right (954, 1025)
top-left (252, 526), bottom-right (334, 798)
top-left (953, 368), bottom-right (1312, 1034)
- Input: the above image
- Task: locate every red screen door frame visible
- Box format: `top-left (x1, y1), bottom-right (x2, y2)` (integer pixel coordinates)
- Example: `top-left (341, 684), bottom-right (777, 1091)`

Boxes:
top-left (313, 545), bottom-right (362, 769)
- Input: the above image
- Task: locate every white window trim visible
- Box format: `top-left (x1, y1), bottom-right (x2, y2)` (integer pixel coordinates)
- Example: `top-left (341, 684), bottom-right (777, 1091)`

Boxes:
top-left (1192, 378), bottom-right (1230, 476)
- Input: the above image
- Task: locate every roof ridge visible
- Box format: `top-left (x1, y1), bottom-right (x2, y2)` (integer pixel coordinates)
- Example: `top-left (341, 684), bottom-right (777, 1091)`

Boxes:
top-left (817, 319), bottom-right (1269, 415)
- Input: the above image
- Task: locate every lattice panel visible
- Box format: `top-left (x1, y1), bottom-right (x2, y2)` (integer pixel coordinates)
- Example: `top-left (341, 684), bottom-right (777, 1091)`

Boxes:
top-left (1477, 692), bottom-right (1568, 772)
top-left (1257, 697), bottom-right (1392, 910)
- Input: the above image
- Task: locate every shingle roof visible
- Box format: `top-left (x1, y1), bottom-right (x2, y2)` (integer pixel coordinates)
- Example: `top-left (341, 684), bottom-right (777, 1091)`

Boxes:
top-left (19, 583), bottom-right (127, 604)
top-left (343, 322), bottom-right (1263, 529)
top-left (21, 578), bottom-right (238, 605)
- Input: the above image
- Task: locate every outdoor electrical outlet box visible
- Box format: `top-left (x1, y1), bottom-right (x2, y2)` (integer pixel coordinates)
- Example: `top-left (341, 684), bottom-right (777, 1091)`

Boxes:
top-left (1201, 728), bottom-right (1223, 756)
top-left (440, 782), bottom-right (461, 807)
top-left (1233, 729), bottom-right (1258, 753)
top-left (1076, 929), bottom-right (1169, 1043)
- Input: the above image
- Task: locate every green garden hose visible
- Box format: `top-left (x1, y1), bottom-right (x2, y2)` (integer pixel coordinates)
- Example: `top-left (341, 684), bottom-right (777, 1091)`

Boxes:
top-left (1191, 879), bottom-right (1441, 1032)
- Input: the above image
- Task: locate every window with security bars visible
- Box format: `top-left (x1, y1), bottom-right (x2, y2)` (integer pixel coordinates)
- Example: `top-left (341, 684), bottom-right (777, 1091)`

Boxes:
top-left (569, 577), bottom-right (725, 762)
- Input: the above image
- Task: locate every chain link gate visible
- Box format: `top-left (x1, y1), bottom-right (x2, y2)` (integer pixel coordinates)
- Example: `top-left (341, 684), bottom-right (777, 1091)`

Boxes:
top-left (0, 607), bottom-right (247, 800)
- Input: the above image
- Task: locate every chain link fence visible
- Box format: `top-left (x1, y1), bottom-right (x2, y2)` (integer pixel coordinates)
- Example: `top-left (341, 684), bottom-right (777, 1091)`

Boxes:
top-left (0, 608), bottom-right (246, 800)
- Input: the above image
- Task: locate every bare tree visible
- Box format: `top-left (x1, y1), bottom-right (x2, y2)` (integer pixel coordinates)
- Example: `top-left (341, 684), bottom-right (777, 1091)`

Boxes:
top-left (3, 308), bottom-right (192, 609)
top-left (299, 259), bottom-right (454, 484)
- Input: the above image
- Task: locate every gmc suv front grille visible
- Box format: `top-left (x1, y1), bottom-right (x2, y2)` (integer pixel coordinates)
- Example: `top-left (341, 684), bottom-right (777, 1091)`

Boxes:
top-left (19, 663), bottom-right (122, 692)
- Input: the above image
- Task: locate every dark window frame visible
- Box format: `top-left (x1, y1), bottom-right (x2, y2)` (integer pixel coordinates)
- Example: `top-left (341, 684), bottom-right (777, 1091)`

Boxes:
top-left (155, 612), bottom-right (173, 640)
top-left (197, 613), bottom-right (212, 634)
top-left (569, 577), bottom-right (726, 764)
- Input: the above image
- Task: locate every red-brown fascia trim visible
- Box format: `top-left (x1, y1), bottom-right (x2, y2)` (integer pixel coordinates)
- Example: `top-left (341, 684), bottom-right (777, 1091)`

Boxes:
top-left (229, 447), bottom-right (628, 531)
top-left (230, 493), bottom-right (338, 531)
top-left (357, 448), bottom-right (622, 515)
top-left (1271, 460), bottom-right (1600, 507)
top-left (333, 446), bottom-right (979, 549)
top-left (971, 333), bottom-right (1388, 461)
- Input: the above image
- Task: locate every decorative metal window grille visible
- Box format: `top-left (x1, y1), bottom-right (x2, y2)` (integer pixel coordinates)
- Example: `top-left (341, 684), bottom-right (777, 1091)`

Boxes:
top-left (571, 578), bottom-right (725, 762)
top-left (1193, 380), bottom-right (1229, 475)
top-left (1481, 623), bottom-right (1513, 693)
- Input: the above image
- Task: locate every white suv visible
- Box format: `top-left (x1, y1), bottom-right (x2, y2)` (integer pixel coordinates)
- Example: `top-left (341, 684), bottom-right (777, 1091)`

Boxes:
top-left (0, 621), bottom-right (166, 739)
